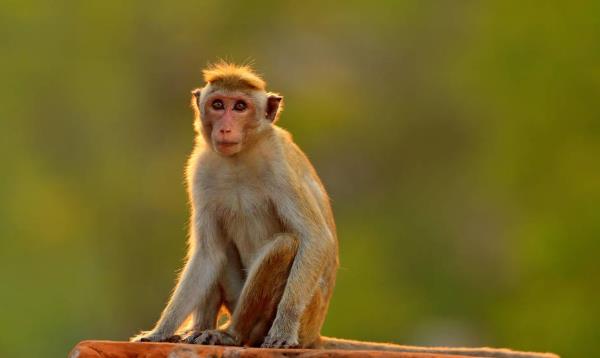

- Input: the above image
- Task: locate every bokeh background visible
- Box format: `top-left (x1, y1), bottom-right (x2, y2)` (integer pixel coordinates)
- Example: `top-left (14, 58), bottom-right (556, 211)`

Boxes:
top-left (1, 1), bottom-right (598, 357)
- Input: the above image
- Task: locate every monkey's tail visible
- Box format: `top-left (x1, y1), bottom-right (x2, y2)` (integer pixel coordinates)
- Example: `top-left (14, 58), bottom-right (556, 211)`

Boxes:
top-left (317, 337), bottom-right (559, 358)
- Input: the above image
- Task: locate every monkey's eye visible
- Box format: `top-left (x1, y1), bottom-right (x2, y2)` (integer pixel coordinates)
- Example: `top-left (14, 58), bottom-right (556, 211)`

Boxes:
top-left (211, 99), bottom-right (224, 110)
top-left (233, 100), bottom-right (247, 112)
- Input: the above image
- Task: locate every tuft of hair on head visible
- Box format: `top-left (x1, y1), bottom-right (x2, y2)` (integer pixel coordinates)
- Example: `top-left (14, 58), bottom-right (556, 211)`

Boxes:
top-left (202, 61), bottom-right (266, 91)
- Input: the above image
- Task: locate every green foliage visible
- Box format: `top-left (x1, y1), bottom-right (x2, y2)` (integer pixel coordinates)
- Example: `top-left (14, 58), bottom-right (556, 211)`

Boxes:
top-left (1, 1), bottom-right (598, 357)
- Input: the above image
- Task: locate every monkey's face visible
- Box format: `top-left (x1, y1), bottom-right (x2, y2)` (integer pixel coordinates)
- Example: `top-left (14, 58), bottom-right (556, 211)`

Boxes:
top-left (202, 91), bottom-right (260, 156)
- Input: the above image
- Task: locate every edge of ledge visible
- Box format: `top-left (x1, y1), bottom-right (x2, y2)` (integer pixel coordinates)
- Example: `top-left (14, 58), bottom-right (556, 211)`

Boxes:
top-left (69, 340), bottom-right (475, 358)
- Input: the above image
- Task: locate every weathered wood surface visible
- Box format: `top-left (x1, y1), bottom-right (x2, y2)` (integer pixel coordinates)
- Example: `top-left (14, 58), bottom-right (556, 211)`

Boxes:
top-left (69, 340), bottom-right (474, 358)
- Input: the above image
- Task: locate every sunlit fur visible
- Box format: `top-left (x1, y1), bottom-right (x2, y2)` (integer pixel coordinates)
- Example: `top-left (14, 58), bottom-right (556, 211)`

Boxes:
top-left (203, 61), bottom-right (266, 91)
top-left (131, 63), bottom-right (558, 358)
top-left (133, 62), bottom-right (337, 348)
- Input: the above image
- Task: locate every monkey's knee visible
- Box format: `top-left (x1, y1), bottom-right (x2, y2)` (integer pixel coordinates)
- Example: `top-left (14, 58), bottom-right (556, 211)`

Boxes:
top-left (267, 233), bottom-right (299, 261)
top-left (228, 234), bottom-right (298, 345)
top-left (252, 234), bottom-right (298, 283)
top-left (239, 233), bottom-right (298, 304)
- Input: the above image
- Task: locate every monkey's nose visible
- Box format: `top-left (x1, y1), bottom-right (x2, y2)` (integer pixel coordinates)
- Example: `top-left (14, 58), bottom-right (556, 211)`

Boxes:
top-left (220, 129), bottom-right (232, 134)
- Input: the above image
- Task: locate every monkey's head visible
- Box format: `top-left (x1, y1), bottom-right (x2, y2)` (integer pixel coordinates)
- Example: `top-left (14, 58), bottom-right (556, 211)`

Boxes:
top-left (191, 62), bottom-right (283, 156)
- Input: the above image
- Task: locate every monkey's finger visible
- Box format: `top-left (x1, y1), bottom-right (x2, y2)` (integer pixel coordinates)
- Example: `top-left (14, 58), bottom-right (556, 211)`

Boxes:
top-left (209, 334), bottom-right (218, 345)
top-left (165, 335), bottom-right (182, 343)
top-left (196, 333), bottom-right (210, 345)
top-left (183, 333), bottom-right (201, 344)
top-left (264, 338), bottom-right (300, 349)
top-left (262, 339), bottom-right (281, 348)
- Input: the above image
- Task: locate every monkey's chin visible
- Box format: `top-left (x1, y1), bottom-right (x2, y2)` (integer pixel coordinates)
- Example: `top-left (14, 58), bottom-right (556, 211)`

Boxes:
top-left (215, 142), bottom-right (242, 156)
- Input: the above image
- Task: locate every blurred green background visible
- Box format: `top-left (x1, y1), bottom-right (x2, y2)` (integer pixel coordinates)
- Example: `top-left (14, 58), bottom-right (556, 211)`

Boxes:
top-left (1, 1), bottom-right (598, 357)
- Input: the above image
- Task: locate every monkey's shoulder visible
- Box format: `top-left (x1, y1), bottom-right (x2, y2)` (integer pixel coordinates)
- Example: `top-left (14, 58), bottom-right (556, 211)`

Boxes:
top-left (270, 126), bottom-right (317, 172)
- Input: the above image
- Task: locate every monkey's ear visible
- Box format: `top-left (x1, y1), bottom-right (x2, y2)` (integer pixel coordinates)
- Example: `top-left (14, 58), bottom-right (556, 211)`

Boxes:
top-left (266, 94), bottom-right (283, 122)
top-left (191, 88), bottom-right (202, 114)
top-left (191, 88), bottom-right (202, 99)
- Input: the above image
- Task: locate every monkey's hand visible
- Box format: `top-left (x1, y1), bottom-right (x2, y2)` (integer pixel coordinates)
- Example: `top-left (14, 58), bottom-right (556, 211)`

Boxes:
top-left (184, 329), bottom-right (239, 346)
top-left (262, 334), bottom-right (299, 349)
top-left (130, 330), bottom-right (181, 343)
top-left (262, 326), bottom-right (300, 349)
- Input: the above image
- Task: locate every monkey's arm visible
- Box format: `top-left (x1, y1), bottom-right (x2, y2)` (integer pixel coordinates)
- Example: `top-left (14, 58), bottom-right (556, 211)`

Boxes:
top-left (131, 212), bottom-right (226, 342)
top-left (263, 180), bottom-right (335, 348)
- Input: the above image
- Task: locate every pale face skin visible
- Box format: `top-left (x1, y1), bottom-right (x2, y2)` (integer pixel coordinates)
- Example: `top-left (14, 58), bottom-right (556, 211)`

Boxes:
top-left (202, 91), bottom-right (258, 156)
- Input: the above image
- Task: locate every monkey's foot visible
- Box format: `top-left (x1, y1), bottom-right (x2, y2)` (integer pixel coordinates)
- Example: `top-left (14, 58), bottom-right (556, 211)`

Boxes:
top-left (261, 334), bottom-right (300, 349)
top-left (180, 330), bottom-right (203, 344)
top-left (130, 331), bottom-right (181, 343)
top-left (187, 329), bottom-right (238, 346)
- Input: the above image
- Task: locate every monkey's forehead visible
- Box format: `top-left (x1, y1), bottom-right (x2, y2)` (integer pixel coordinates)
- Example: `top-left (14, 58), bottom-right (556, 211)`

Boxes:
top-left (204, 87), bottom-right (257, 97)
top-left (202, 86), bottom-right (267, 105)
top-left (205, 76), bottom-right (266, 93)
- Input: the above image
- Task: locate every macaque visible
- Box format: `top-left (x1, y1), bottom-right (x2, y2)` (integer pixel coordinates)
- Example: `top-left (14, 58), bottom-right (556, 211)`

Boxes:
top-left (131, 62), bottom-right (558, 358)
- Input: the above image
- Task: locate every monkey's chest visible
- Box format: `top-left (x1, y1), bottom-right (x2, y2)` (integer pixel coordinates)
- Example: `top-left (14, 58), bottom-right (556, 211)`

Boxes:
top-left (216, 186), bottom-right (283, 264)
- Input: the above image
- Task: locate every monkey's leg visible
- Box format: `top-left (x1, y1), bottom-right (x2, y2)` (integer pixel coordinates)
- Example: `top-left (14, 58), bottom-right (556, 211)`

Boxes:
top-left (192, 289), bottom-right (222, 331)
top-left (130, 217), bottom-right (227, 343)
top-left (180, 288), bottom-right (222, 343)
top-left (192, 234), bottom-right (299, 347)
top-left (183, 244), bottom-right (244, 343)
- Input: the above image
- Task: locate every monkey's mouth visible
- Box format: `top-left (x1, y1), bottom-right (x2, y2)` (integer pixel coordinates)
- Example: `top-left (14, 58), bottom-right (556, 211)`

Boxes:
top-left (216, 141), bottom-right (239, 147)
top-left (215, 141), bottom-right (241, 155)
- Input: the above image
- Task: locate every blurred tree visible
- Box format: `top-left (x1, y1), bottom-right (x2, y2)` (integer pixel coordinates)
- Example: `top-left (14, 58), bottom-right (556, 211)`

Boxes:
top-left (1, 1), bottom-right (597, 357)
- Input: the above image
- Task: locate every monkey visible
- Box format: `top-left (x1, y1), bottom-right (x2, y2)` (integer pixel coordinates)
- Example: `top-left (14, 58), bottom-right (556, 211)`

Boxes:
top-left (130, 62), bottom-right (558, 358)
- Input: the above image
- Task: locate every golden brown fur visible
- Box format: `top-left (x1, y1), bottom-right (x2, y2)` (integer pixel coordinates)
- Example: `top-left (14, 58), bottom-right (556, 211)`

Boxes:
top-left (203, 61), bottom-right (266, 91)
top-left (131, 63), bottom-right (558, 358)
